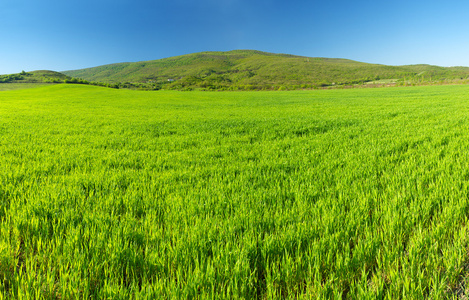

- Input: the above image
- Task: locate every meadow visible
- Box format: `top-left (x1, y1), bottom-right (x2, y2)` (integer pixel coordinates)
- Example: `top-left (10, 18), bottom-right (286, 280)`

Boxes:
top-left (0, 83), bottom-right (54, 92)
top-left (1, 84), bottom-right (469, 298)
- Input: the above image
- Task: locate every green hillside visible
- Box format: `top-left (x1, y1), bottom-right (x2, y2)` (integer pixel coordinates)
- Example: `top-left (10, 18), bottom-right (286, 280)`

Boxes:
top-left (0, 70), bottom-right (73, 91)
top-left (62, 50), bottom-right (469, 90)
top-left (0, 70), bottom-right (120, 90)
top-left (0, 70), bottom-right (69, 84)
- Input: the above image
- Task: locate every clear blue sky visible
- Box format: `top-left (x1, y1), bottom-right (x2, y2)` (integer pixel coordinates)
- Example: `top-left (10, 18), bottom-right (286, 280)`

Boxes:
top-left (2, 0), bottom-right (469, 74)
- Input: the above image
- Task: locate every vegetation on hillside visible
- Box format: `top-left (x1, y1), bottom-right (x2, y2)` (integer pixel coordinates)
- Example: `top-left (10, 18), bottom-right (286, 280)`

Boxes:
top-left (5, 50), bottom-right (469, 91)
top-left (0, 70), bottom-right (119, 89)
top-left (0, 70), bottom-right (69, 83)
top-left (63, 50), bottom-right (469, 90)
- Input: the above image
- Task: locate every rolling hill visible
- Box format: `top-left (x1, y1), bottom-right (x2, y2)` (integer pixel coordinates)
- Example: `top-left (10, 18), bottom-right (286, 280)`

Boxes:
top-left (0, 70), bottom-right (118, 90)
top-left (62, 50), bottom-right (469, 90)
top-left (3, 50), bottom-right (469, 91)
top-left (0, 70), bottom-right (69, 83)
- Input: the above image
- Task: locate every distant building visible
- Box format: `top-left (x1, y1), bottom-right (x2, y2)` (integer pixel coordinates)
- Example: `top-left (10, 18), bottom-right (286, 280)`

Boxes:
top-left (167, 79), bottom-right (175, 82)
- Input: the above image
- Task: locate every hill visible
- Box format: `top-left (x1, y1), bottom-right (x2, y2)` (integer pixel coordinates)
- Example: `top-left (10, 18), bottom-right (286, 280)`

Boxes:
top-left (0, 70), bottom-right (70, 84)
top-left (0, 70), bottom-right (120, 90)
top-left (62, 50), bottom-right (469, 90)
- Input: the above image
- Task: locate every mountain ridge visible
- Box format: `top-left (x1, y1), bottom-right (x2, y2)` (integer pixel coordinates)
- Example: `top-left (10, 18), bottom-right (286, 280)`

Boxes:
top-left (61, 50), bottom-right (469, 90)
top-left (4, 50), bottom-right (469, 91)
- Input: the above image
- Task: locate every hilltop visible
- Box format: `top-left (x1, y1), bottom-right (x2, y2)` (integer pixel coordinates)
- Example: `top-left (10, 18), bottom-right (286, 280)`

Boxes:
top-left (62, 50), bottom-right (469, 90)
top-left (3, 50), bottom-right (469, 91)
top-left (0, 70), bottom-right (118, 90)
top-left (0, 70), bottom-right (69, 83)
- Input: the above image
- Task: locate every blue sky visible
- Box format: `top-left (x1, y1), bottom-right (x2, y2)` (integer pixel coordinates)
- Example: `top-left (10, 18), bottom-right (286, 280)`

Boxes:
top-left (1, 0), bottom-right (469, 74)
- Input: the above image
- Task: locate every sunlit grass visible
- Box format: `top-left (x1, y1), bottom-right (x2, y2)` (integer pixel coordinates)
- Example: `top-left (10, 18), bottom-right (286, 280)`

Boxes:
top-left (1, 84), bottom-right (469, 298)
top-left (0, 83), bottom-right (55, 91)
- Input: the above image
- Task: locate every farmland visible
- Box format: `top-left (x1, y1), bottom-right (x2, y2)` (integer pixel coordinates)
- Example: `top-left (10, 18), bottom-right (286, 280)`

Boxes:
top-left (1, 84), bottom-right (469, 298)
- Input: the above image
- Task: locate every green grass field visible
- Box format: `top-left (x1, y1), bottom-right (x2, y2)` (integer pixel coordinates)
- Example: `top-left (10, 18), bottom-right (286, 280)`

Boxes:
top-left (0, 83), bottom-right (56, 91)
top-left (2, 84), bottom-right (469, 298)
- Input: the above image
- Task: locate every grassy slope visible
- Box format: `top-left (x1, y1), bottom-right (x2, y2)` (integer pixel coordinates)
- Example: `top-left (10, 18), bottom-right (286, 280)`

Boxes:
top-left (0, 70), bottom-right (120, 90)
top-left (27, 70), bottom-right (70, 81)
top-left (63, 50), bottom-right (469, 89)
top-left (0, 71), bottom-right (70, 90)
top-left (0, 70), bottom-right (70, 85)
top-left (4, 70), bottom-right (69, 82)
top-left (2, 84), bottom-right (469, 298)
